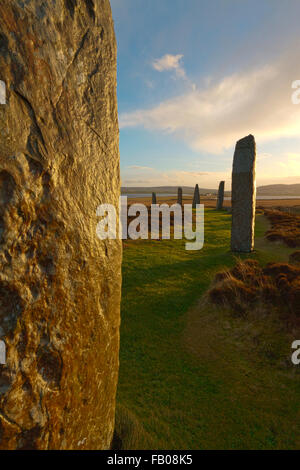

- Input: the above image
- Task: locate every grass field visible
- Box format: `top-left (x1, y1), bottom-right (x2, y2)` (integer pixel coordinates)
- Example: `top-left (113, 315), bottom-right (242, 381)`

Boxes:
top-left (116, 208), bottom-right (300, 450)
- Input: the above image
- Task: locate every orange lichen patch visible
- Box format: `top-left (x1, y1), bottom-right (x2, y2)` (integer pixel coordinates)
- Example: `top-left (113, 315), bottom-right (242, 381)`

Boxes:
top-left (208, 259), bottom-right (300, 320)
top-left (264, 209), bottom-right (300, 247)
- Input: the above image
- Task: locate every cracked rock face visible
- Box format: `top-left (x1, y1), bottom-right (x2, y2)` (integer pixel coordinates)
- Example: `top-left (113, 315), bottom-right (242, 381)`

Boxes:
top-left (0, 0), bottom-right (121, 449)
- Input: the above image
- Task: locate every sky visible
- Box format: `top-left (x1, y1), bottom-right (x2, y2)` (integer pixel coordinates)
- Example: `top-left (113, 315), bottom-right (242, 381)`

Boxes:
top-left (110, 0), bottom-right (300, 188)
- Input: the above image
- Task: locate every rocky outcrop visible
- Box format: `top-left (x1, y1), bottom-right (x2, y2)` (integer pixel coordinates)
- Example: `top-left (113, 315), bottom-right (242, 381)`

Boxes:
top-left (0, 0), bottom-right (121, 450)
top-left (231, 135), bottom-right (256, 252)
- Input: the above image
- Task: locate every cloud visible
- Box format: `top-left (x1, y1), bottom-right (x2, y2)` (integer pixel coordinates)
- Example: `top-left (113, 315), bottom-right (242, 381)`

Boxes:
top-left (123, 180), bottom-right (152, 185)
top-left (279, 153), bottom-right (300, 172)
top-left (122, 163), bottom-right (300, 188)
top-left (121, 165), bottom-right (230, 188)
top-left (145, 79), bottom-right (154, 89)
top-left (255, 149), bottom-right (300, 185)
top-left (126, 165), bottom-right (154, 171)
top-left (258, 152), bottom-right (272, 160)
top-left (120, 48), bottom-right (300, 154)
top-left (285, 152), bottom-right (300, 159)
top-left (152, 54), bottom-right (186, 79)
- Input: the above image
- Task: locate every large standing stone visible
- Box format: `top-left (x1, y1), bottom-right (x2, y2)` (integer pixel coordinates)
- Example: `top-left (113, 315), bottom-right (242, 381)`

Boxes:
top-left (177, 187), bottom-right (182, 206)
top-left (0, 0), bottom-right (121, 450)
top-left (152, 192), bottom-right (157, 204)
top-left (192, 184), bottom-right (200, 209)
top-left (216, 181), bottom-right (225, 210)
top-left (231, 135), bottom-right (256, 252)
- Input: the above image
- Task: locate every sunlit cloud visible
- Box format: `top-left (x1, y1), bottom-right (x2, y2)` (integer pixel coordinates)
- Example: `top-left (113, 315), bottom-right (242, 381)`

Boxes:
top-left (120, 48), bottom-right (300, 154)
top-left (279, 153), bottom-right (300, 173)
top-left (256, 150), bottom-right (300, 186)
top-left (122, 156), bottom-right (300, 187)
top-left (121, 165), bottom-right (230, 188)
top-left (152, 53), bottom-right (186, 79)
top-left (126, 165), bottom-right (154, 171)
top-left (258, 152), bottom-right (272, 160)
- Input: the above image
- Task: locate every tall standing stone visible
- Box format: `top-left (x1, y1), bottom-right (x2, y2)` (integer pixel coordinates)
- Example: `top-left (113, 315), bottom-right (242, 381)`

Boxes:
top-left (0, 0), bottom-right (121, 450)
top-left (216, 181), bottom-right (225, 210)
top-left (177, 187), bottom-right (183, 206)
top-left (231, 135), bottom-right (256, 252)
top-left (192, 184), bottom-right (200, 209)
top-left (152, 192), bottom-right (157, 204)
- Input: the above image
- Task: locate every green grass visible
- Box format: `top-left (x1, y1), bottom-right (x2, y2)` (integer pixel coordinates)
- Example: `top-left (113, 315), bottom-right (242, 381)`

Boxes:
top-left (117, 208), bottom-right (300, 449)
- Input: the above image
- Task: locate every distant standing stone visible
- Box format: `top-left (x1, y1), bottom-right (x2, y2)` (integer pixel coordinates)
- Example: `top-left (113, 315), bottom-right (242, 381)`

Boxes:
top-left (216, 181), bottom-right (225, 210)
top-left (231, 135), bottom-right (256, 252)
top-left (177, 187), bottom-right (183, 206)
top-left (192, 184), bottom-right (200, 209)
top-left (152, 192), bottom-right (157, 204)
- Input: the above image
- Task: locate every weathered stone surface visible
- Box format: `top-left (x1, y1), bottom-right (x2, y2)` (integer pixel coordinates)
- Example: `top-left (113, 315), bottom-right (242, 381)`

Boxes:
top-left (0, 0), bottom-right (121, 450)
top-left (216, 181), bottom-right (225, 210)
top-left (177, 187), bottom-right (182, 206)
top-left (192, 184), bottom-right (200, 209)
top-left (231, 135), bottom-right (256, 252)
top-left (152, 192), bottom-right (157, 204)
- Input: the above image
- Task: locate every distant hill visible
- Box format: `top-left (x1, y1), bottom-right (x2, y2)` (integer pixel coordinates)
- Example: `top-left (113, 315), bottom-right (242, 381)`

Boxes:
top-left (122, 184), bottom-right (300, 197)
top-left (121, 186), bottom-right (221, 195)
top-left (256, 184), bottom-right (300, 196)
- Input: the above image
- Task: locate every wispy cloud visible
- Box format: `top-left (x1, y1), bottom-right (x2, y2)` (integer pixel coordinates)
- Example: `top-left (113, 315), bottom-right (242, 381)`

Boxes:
top-left (152, 54), bottom-right (186, 79)
top-left (279, 153), bottom-right (300, 172)
top-left (122, 165), bottom-right (230, 188)
top-left (122, 162), bottom-right (300, 188)
top-left (258, 152), bottom-right (272, 160)
top-left (120, 48), bottom-right (300, 154)
top-left (126, 165), bottom-right (154, 171)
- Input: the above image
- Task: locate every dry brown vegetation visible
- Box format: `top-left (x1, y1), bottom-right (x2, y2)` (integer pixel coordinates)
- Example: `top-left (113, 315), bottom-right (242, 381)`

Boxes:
top-left (289, 251), bottom-right (300, 265)
top-left (264, 209), bottom-right (300, 247)
top-left (209, 259), bottom-right (300, 324)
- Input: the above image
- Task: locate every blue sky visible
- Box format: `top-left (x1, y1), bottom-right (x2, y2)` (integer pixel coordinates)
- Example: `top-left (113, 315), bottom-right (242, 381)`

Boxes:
top-left (110, 0), bottom-right (300, 188)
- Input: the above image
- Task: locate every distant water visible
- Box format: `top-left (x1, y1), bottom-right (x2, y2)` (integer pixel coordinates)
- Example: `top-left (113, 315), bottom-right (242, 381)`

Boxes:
top-left (225, 196), bottom-right (300, 200)
top-left (122, 193), bottom-right (300, 200)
